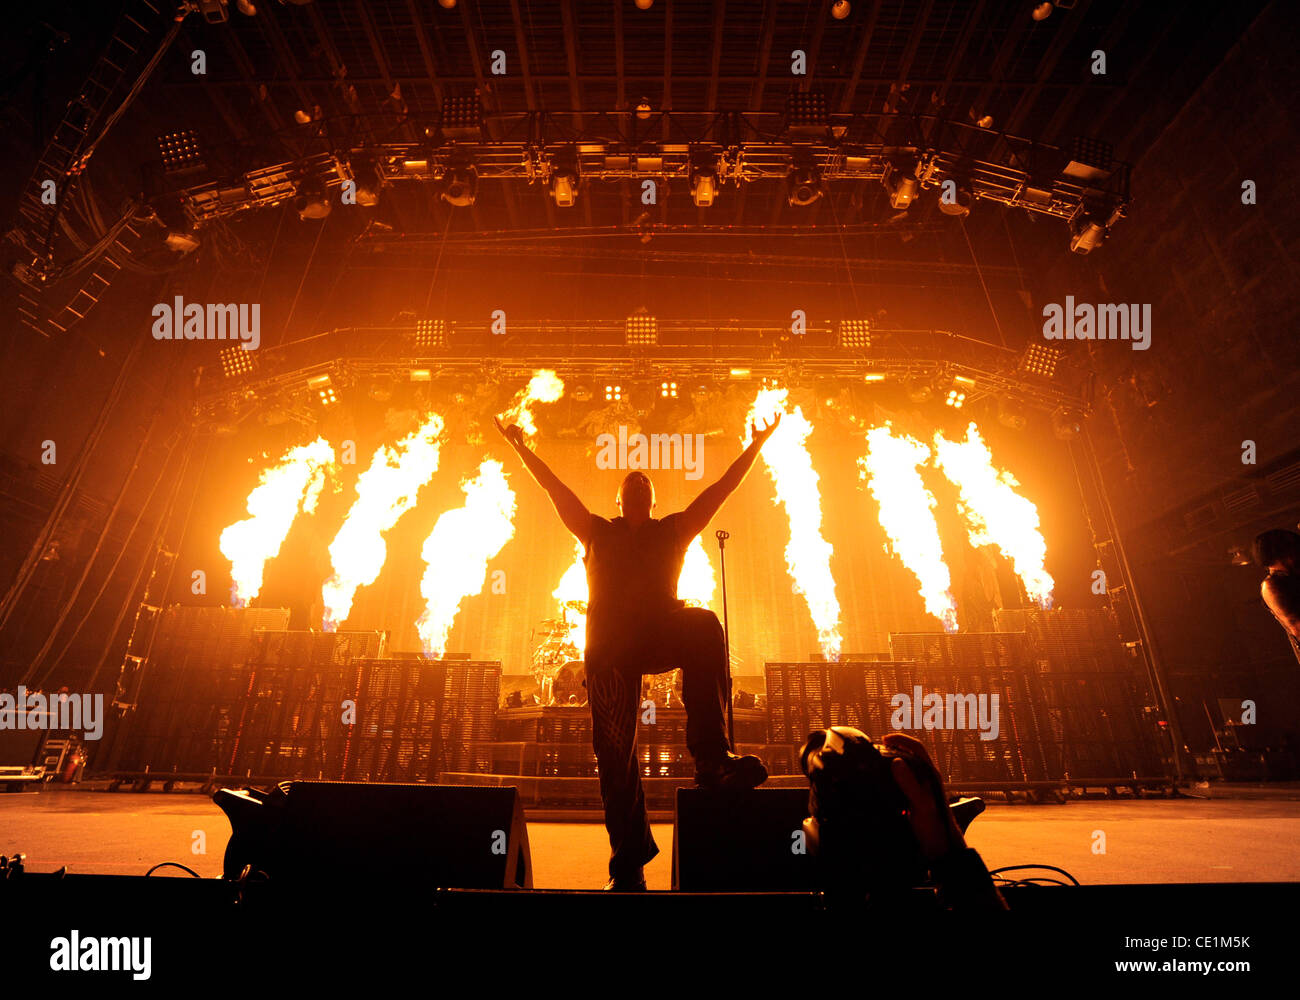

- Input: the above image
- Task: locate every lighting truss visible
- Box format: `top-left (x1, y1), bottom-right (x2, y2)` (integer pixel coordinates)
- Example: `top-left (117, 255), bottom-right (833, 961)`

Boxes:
top-left (192, 322), bottom-right (1089, 424)
top-left (160, 111), bottom-right (1129, 236)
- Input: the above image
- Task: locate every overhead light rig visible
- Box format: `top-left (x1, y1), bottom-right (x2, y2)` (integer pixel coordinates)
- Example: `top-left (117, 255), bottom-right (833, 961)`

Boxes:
top-left (194, 319), bottom-right (1088, 423)
top-left (155, 109), bottom-right (1127, 240)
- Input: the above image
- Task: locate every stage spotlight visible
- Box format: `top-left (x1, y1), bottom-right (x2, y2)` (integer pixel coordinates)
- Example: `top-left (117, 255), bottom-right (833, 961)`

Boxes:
top-left (157, 130), bottom-right (205, 176)
top-left (350, 157), bottom-right (384, 207)
top-left (635, 0), bottom-right (654, 9)
top-left (944, 375), bottom-right (976, 409)
top-left (604, 384), bottom-right (623, 402)
top-left (785, 91), bottom-right (829, 137)
top-left (1070, 214), bottom-right (1107, 254)
top-left (863, 373), bottom-right (886, 383)
top-left (550, 152), bottom-right (581, 207)
top-left (660, 381), bottom-right (678, 399)
top-left (636, 98), bottom-right (653, 120)
top-left (997, 398), bottom-right (1028, 430)
top-left (220, 345), bottom-right (255, 378)
top-left (572, 384), bottom-right (593, 402)
top-left (884, 161), bottom-right (920, 209)
top-left (295, 178), bottom-right (332, 220)
top-left (625, 314), bottom-right (658, 345)
top-left (441, 164), bottom-right (478, 207)
top-left (1228, 545), bottom-right (1252, 567)
top-left (439, 0), bottom-right (457, 8)
top-left (415, 319), bottom-right (447, 349)
top-left (728, 368), bottom-right (752, 379)
top-left (308, 374), bottom-right (338, 407)
top-left (832, 1), bottom-right (851, 19)
top-left (1052, 406), bottom-right (1084, 440)
top-left (786, 163), bottom-right (823, 207)
top-left (1032, 2), bottom-right (1053, 20)
top-left (164, 230), bottom-right (201, 254)
top-left (1020, 343), bottom-right (1062, 379)
top-left (837, 319), bottom-right (871, 349)
top-left (905, 372), bottom-right (934, 403)
top-left (938, 183), bottom-right (973, 217)
top-left (690, 165), bottom-right (718, 207)
top-left (409, 369), bottom-right (432, 382)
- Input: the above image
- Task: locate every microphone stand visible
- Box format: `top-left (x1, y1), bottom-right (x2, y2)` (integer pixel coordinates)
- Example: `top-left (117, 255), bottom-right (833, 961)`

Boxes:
top-left (716, 529), bottom-right (735, 750)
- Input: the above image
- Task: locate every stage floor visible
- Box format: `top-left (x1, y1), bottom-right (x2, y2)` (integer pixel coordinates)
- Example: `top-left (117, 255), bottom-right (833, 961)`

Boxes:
top-left (4, 785), bottom-right (1300, 888)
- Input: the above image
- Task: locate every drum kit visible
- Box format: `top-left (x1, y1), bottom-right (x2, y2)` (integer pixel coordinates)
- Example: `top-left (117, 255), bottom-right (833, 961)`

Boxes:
top-left (531, 600), bottom-right (587, 706)
top-left (530, 600), bottom-right (683, 707)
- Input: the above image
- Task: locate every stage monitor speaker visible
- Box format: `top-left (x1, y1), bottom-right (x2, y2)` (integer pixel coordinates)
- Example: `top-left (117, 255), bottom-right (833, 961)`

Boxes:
top-left (215, 781), bottom-right (532, 889)
top-left (672, 788), bottom-right (818, 891)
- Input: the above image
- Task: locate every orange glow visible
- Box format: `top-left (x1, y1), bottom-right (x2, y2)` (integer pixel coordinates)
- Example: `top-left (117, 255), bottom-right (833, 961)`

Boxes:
top-left (416, 459), bottom-right (518, 656)
top-left (859, 425), bottom-right (959, 631)
top-left (321, 413), bottom-right (445, 630)
top-left (502, 369), bottom-right (564, 437)
top-left (745, 386), bottom-right (842, 658)
top-left (932, 423), bottom-right (1055, 608)
top-left (220, 437), bottom-right (335, 606)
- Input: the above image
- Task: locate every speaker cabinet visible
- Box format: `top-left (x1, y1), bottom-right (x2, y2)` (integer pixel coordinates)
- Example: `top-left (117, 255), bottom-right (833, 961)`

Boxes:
top-left (216, 781), bottom-right (532, 889)
top-left (672, 787), bottom-right (818, 891)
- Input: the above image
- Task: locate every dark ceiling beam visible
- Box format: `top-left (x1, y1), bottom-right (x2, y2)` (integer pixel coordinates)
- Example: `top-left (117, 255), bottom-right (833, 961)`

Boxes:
top-left (1037, 0), bottom-right (1141, 148)
top-left (970, 5), bottom-right (1032, 121)
top-left (457, 1), bottom-right (492, 107)
top-left (558, 0), bottom-right (592, 227)
top-left (750, 0), bottom-right (779, 110)
top-left (706, 0), bottom-right (726, 111)
top-left (837, 0), bottom-right (883, 113)
top-left (895, 0), bottom-right (935, 88)
top-left (613, 0), bottom-right (625, 110)
top-left (560, 0), bottom-right (582, 125)
top-left (403, 0), bottom-right (446, 109)
top-left (1002, 0), bottom-right (1094, 138)
top-left (164, 73), bottom-right (1111, 91)
top-left (218, 21), bottom-right (287, 134)
top-left (255, 2), bottom-right (317, 118)
top-left (1089, 8), bottom-right (1191, 159)
top-left (799, 0), bottom-right (833, 91)
top-left (355, 1), bottom-right (396, 93)
top-left (456, 1), bottom-right (524, 231)
top-left (508, 0), bottom-right (538, 111)
top-left (180, 23), bottom-right (249, 142)
top-left (935, 0), bottom-right (985, 110)
top-left (660, 0), bottom-right (673, 141)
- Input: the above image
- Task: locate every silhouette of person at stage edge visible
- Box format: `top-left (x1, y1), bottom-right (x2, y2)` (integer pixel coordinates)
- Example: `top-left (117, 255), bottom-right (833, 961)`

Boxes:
top-left (496, 412), bottom-right (782, 890)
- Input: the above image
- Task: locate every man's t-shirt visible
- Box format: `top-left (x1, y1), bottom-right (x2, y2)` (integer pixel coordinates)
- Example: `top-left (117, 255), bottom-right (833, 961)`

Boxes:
top-left (583, 513), bottom-right (688, 664)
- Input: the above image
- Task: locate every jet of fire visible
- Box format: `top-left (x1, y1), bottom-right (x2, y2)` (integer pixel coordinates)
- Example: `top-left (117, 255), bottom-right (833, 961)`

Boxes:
top-left (678, 536), bottom-right (717, 608)
top-left (932, 423), bottom-right (1055, 608)
top-left (859, 426), bottom-right (959, 632)
top-left (553, 541), bottom-right (588, 653)
top-left (321, 413), bottom-right (444, 630)
top-left (220, 438), bottom-right (335, 606)
top-left (416, 459), bottom-right (518, 657)
top-left (745, 387), bottom-right (842, 658)
top-left (502, 369), bottom-right (565, 438)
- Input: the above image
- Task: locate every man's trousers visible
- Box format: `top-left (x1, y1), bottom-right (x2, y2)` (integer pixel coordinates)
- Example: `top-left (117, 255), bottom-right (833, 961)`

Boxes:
top-left (583, 606), bottom-right (731, 881)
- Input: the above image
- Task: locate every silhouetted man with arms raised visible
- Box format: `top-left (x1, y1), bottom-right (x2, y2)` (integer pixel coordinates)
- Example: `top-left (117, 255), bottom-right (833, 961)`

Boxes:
top-left (496, 413), bottom-right (781, 889)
